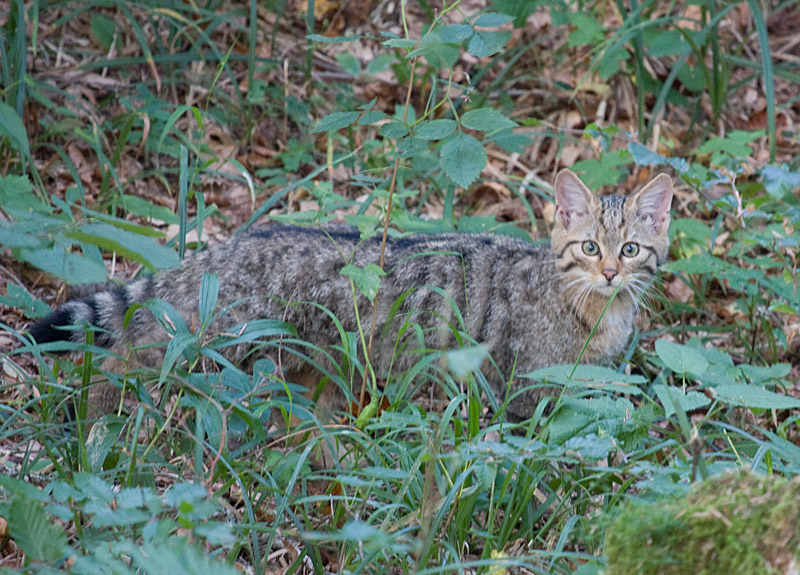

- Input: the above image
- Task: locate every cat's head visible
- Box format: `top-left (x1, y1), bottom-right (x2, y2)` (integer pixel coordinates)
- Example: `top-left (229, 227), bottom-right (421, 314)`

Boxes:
top-left (551, 170), bottom-right (673, 302)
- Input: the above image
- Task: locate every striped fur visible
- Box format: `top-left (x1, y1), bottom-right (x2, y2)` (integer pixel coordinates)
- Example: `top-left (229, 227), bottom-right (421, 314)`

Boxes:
top-left (28, 170), bottom-right (673, 421)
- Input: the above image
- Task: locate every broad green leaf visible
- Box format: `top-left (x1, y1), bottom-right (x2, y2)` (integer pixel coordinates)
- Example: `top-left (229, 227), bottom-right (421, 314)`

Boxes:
top-left (0, 175), bottom-right (43, 212)
top-left (365, 53), bottom-right (395, 74)
top-left (474, 12), bottom-right (515, 27)
top-left (439, 24), bottom-right (473, 43)
top-left (628, 142), bottom-right (690, 173)
top-left (382, 38), bottom-right (416, 50)
top-left (696, 130), bottom-right (764, 158)
top-left (655, 340), bottom-right (709, 376)
top-left (664, 253), bottom-right (727, 274)
top-left (415, 119), bottom-right (456, 140)
top-left (310, 111), bottom-right (360, 133)
top-left (65, 222), bottom-right (180, 271)
top-left (653, 384), bottom-right (711, 417)
top-left (760, 164), bottom-right (800, 198)
top-left (0, 475), bottom-right (50, 502)
top-left (522, 364), bottom-right (646, 393)
top-left (564, 434), bottom-right (616, 460)
top-left (340, 263), bottom-right (386, 302)
top-left (644, 29), bottom-right (692, 58)
top-left (86, 417), bottom-right (125, 473)
top-left (488, 1), bottom-right (538, 26)
top-left (307, 34), bottom-right (361, 43)
top-left (596, 46), bottom-right (630, 79)
top-left (740, 363), bottom-right (791, 383)
top-left (461, 107), bottom-right (517, 131)
top-left (358, 110), bottom-right (387, 125)
top-left (336, 52), bottom-right (360, 76)
top-left (714, 384), bottom-right (800, 409)
top-left (0, 100), bottom-right (31, 159)
top-left (672, 218), bottom-right (712, 244)
top-left (567, 13), bottom-right (604, 46)
top-left (489, 128), bottom-right (532, 154)
top-left (7, 497), bottom-right (68, 562)
top-left (0, 282), bottom-right (52, 318)
top-left (90, 13), bottom-right (116, 51)
top-left (440, 133), bottom-right (487, 188)
top-left (18, 244), bottom-right (109, 284)
top-left (379, 120), bottom-right (410, 139)
top-left (161, 332), bottom-right (198, 384)
top-left (467, 30), bottom-right (511, 58)
top-left (121, 194), bottom-right (180, 224)
top-left (412, 31), bottom-right (460, 68)
top-left (548, 396), bottom-right (636, 444)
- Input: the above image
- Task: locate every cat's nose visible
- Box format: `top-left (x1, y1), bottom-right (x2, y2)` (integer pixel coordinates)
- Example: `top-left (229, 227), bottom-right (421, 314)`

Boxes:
top-left (602, 268), bottom-right (618, 282)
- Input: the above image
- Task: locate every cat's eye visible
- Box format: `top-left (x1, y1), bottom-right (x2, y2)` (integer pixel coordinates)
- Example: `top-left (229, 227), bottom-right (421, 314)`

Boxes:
top-left (621, 242), bottom-right (640, 257)
top-left (582, 240), bottom-right (600, 256)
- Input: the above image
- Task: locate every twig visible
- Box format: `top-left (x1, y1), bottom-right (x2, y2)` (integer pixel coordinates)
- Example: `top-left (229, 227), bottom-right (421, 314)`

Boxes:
top-left (357, 57), bottom-right (418, 410)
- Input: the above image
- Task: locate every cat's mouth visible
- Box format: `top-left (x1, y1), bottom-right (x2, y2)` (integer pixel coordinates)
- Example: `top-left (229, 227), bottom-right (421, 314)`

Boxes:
top-left (594, 282), bottom-right (622, 297)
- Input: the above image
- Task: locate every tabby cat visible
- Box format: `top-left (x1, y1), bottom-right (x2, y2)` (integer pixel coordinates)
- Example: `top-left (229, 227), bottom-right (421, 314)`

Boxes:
top-left (28, 170), bottom-right (673, 421)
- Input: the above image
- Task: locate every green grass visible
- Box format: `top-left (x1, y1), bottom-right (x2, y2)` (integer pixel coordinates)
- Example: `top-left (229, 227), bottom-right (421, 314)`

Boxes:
top-left (1, 0), bottom-right (800, 572)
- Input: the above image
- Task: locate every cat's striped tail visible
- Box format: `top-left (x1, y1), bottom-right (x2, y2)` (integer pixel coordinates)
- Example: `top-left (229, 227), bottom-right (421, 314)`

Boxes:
top-left (28, 280), bottom-right (150, 348)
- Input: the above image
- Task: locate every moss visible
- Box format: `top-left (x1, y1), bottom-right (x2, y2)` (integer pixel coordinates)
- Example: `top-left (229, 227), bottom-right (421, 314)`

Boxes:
top-left (605, 471), bottom-right (800, 575)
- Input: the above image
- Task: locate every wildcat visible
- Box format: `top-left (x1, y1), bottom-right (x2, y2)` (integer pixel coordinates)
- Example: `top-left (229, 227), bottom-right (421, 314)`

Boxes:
top-left (27, 170), bottom-right (673, 422)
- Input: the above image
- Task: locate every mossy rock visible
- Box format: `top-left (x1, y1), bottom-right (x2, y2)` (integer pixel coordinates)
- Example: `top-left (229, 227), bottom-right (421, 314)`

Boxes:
top-left (605, 471), bottom-right (800, 575)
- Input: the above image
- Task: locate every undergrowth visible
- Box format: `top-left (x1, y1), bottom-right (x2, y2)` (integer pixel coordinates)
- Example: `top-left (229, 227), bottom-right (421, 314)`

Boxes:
top-left (1, 0), bottom-right (799, 573)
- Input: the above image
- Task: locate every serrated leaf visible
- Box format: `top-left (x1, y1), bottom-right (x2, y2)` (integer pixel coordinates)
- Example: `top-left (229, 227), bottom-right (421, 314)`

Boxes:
top-left (760, 164), bottom-right (800, 199)
top-left (439, 24), bottom-right (473, 43)
top-left (440, 133), bottom-right (487, 188)
top-left (522, 364), bottom-right (646, 388)
top-left (474, 12), bottom-right (515, 27)
top-left (490, 128), bottom-right (533, 154)
top-left (7, 497), bottom-right (68, 562)
top-left (664, 253), bottom-right (727, 274)
top-left (740, 363), bottom-right (791, 383)
top-left (358, 110), bottom-right (387, 125)
top-left (564, 434), bottom-right (616, 460)
top-left (567, 13), bottom-right (604, 46)
top-left (0, 282), bottom-right (52, 318)
top-left (365, 53), bottom-right (395, 75)
top-left (414, 119), bottom-right (456, 140)
top-left (340, 263), bottom-right (386, 302)
top-left (412, 31), bottom-right (460, 68)
top-left (696, 130), bottom-right (763, 157)
top-left (461, 107), bottom-right (517, 131)
top-left (714, 384), bottom-right (800, 409)
top-left (628, 142), bottom-right (690, 173)
top-left (310, 111), bottom-right (360, 133)
top-left (655, 340), bottom-right (709, 376)
top-left (379, 120), bottom-right (409, 139)
top-left (467, 29), bottom-right (511, 58)
top-left (0, 100), bottom-right (31, 159)
top-left (653, 384), bottom-right (711, 417)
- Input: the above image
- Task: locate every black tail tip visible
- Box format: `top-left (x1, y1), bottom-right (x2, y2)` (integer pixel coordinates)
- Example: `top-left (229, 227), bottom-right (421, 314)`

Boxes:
top-left (28, 308), bottom-right (75, 344)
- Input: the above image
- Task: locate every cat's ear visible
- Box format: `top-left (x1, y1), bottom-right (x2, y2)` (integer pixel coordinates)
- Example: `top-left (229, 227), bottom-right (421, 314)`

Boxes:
top-left (554, 169), bottom-right (597, 229)
top-left (630, 173), bottom-right (673, 234)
